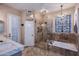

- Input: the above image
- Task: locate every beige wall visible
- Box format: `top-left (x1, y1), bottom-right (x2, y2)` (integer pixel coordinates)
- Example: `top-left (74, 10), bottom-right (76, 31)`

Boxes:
top-left (0, 4), bottom-right (76, 44)
top-left (0, 4), bottom-right (22, 42)
top-left (20, 11), bottom-right (26, 43)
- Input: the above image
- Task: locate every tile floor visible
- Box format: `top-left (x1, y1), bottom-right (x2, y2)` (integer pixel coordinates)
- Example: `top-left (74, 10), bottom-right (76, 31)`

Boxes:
top-left (22, 47), bottom-right (62, 56)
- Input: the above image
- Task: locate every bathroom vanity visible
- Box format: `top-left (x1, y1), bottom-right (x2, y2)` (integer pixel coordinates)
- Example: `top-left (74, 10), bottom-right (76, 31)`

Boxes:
top-left (0, 20), bottom-right (24, 56)
top-left (0, 35), bottom-right (24, 56)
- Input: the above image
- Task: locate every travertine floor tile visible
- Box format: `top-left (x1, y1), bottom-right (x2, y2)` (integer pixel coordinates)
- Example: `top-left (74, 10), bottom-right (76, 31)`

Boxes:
top-left (22, 47), bottom-right (62, 56)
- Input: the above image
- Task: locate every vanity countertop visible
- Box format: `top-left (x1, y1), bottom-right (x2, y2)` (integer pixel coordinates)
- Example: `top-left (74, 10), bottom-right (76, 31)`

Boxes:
top-left (0, 39), bottom-right (24, 56)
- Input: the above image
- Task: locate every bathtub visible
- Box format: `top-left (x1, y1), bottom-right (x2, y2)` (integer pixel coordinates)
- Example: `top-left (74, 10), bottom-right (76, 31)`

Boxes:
top-left (0, 35), bottom-right (24, 56)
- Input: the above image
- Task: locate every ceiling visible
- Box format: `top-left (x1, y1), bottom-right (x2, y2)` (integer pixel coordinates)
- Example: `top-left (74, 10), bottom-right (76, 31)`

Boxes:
top-left (4, 3), bottom-right (75, 12)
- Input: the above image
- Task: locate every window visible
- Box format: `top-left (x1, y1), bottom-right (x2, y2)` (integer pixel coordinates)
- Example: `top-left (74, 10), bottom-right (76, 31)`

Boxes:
top-left (55, 15), bottom-right (71, 33)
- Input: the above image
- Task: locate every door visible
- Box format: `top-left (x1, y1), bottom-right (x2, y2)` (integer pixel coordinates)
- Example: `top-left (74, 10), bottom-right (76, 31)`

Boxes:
top-left (24, 20), bottom-right (35, 46)
top-left (8, 14), bottom-right (20, 42)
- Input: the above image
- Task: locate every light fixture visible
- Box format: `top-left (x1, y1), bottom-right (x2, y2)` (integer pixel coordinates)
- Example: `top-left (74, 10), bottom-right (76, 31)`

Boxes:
top-left (61, 5), bottom-right (63, 16)
top-left (60, 5), bottom-right (63, 18)
top-left (40, 9), bottom-right (48, 16)
top-left (60, 4), bottom-right (64, 32)
top-left (40, 9), bottom-right (48, 13)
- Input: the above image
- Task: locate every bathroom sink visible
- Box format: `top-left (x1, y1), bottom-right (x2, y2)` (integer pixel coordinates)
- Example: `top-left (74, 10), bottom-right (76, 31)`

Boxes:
top-left (0, 40), bottom-right (4, 44)
top-left (0, 40), bottom-right (4, 43)
top-left (0, 35), bottom-right (7, 44)
top-left (0, 39), bottom-right (7, 45)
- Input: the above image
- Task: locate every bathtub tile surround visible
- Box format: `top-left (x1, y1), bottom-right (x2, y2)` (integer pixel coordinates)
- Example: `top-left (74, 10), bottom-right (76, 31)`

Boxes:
top-left (47, 33), bottom-right (78, 44)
